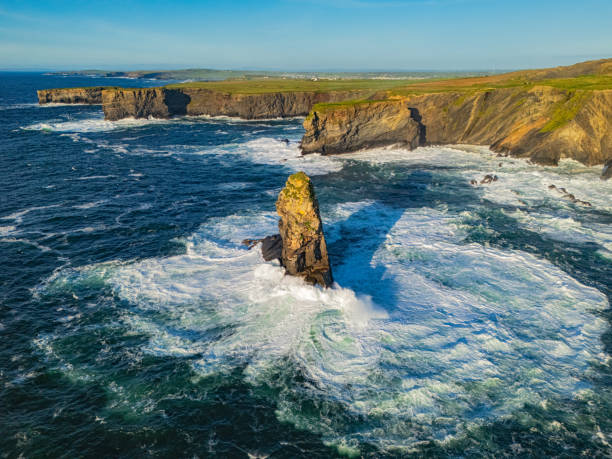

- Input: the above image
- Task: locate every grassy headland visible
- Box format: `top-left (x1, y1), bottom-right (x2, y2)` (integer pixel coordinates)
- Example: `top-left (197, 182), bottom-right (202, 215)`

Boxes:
top-left (165, 78), bottom-right (413, 94)
top-left (161, 59), bottom-right (612, 108)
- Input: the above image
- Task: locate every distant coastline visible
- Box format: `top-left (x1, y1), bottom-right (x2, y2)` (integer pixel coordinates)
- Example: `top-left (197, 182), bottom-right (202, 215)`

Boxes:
top-left (46, 68), bottom-right (506, 82)
top-left (38, 58), bottom-right (612, 176)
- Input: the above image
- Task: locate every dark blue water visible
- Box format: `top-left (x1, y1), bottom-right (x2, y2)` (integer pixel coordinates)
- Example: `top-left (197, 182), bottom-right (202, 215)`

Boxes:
top-left (1, 72), bottom-right (611, 457)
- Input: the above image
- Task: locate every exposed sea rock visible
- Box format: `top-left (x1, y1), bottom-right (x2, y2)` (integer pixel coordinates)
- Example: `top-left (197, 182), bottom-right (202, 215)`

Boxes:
top-left (260, 234), bottom-right (283, 261)
top-left (548, 184), bottom-right (592, 206)
top-left (301, 87), bottom-right (612, 168)
top-left (276, 172), bottom-right (333, 288)
top-left (242, 235), bottom-right (283, 261)
top-left (301, 100), bottom-right (423, 154)
top-left (101, 88), bottom-right (369, 121)
top-left (37, 87), bottom-right (108, 104)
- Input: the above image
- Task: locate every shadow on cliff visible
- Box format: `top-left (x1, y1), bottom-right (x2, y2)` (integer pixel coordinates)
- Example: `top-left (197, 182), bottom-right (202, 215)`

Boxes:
top-left (164, 89), bottom-right (191, 116)
top-left (410, 107), bottom-right (427, 145)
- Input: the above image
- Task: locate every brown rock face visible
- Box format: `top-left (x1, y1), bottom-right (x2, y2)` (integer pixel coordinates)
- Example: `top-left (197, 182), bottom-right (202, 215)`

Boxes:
top-left (37, 87), bottom-right (107, 104)
top-left (276, 172), bottom-right (333, 288)
top-left (101, 87), bottom-right (369, 121)
top-left (101, 88), bottom-right (190, 120)
top-left (301, 100), bottom-right (423, 154)
top-left (301, 87), bottom-right (612, 167)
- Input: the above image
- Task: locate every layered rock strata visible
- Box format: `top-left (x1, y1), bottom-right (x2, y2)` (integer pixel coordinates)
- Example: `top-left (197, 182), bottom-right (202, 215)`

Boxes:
top-left (301, 101), bottom-right (423, 154)
top-left (276, 172), bottom-right (333, 288)
top-left (302, 87), bottom-right (612, 169)
top-left (37, 87), bottom-right (108, 104)
top-left (101, 88), bottom-right (368, 121)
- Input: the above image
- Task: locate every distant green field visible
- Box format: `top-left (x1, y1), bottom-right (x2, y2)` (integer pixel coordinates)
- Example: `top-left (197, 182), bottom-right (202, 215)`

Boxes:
top-left (52, 68), bottom-right (496, 82)
top-left (306, 73), bottom-right (611, 127)
top-left (388, 74), bottom-right (612, 96)
top-left (165, 78), bottom-right (419, 94)
top-left (164, 73), bottom-right (612, 97)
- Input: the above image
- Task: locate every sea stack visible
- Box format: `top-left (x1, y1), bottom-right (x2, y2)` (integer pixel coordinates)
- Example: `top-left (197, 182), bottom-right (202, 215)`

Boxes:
top-left (276, 172), bottom-right (333, 288)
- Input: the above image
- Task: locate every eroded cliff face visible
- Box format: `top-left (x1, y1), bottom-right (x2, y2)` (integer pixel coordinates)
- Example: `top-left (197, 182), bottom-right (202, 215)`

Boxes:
top-left (301, 87), bottom-right (612, 168)
top-left (301, 101), bottom-right (423, 154)
top-left (101, 87), bottom-right (369, 121)
top-left (37, 87), bottom-right (107, 104)
top-left (101, 88), bottom-right (190, 120)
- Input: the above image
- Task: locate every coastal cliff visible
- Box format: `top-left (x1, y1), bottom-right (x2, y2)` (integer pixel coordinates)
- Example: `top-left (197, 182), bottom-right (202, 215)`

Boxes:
top-left (302, 87), bottom-right (612, 167)
top-left (37, 87), bottom-right (108, 104)
top-left (37, 58), bottom-right (612, 173)
top-left (101, 87), bottom-right (369, 121)
top-left (101, 88), bottom-right (190, 120)
top-left (301, 100), bottom-right (423, 154)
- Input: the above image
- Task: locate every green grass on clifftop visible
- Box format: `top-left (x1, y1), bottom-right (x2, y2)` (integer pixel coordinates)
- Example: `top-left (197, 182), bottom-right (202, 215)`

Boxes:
top-left (386, 74), bottom-right (612, 97)
top-left (305, 74), bottom-right (612, 114)
top-left (164, 79), bottom-right (415, 94)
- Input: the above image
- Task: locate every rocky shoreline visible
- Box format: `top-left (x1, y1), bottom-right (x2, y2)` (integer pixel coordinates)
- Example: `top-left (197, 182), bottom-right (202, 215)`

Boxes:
top-left (38, 86), bottom-right (371, 120)
top-left (37, 59), bottom-right (612, 178)
top-left (301, 87), bottom-right (612, 169)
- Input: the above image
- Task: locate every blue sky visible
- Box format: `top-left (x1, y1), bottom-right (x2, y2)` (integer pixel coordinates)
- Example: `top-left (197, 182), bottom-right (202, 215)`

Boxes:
top-left (0, 0), bottom-right (611, 71)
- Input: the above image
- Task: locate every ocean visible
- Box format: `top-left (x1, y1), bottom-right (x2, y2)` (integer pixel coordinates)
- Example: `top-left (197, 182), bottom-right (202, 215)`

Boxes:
top-left (1, 72), bottom-right (611, 457)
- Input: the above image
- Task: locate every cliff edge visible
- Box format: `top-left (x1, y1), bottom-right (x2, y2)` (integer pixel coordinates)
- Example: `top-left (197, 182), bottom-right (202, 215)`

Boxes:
top-left (37, 58), bottom-right (612, 174)
top-left (37, 87), bottom-right (109, 105)
top-left (101, 87), bottom-right (371, 121)
top-left (302, 87), bottom-right (612, 169)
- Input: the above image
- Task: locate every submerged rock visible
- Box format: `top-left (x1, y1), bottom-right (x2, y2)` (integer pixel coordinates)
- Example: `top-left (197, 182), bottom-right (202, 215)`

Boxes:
top-left (275, 172), bottom-right (333, 288)
top-left (548, 184), bottom-right (592, 206)
top-left (480, 174), bottom-right (498, 184)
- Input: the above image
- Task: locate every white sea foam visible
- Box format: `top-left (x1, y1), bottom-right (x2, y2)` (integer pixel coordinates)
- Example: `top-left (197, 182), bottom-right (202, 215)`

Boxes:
top-left (74, 175), bottom-right (116, 181)
top-left (224, 137), bottom-right (343, 175)
top-left (37, 102), bottom-right (92, 107)
top-left (41, 199), bottom-right (609, 450)
top-left (1, 237), bottom-right (53, 252)
top-left (342, 145), bottom-right (612, 250)
top-left (0, 226), bottom-right (17, 236)
top-left (21, 117), bottom-right (174, 133)
top-left (21, 114), bottom-right (304, 134)
top-left (0, 102), bottom-right (39, 111)
top-left (1, 204), bottom-right (62, 226)
top-left (73, 199), bottom-right (109, 209)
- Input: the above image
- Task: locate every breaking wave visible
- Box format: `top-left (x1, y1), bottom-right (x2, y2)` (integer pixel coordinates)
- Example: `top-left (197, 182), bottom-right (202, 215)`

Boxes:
top-left (40, 199), bottom-right (609, 451)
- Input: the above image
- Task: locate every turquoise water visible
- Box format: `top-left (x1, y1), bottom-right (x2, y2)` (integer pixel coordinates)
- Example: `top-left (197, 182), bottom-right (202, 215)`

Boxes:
top-left (1, 73), bottom-right (611, 457)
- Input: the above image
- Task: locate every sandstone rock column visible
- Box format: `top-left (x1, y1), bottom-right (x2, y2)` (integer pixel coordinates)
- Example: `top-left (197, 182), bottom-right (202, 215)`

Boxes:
top-left (276, 172), bottom-right (333, 288)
